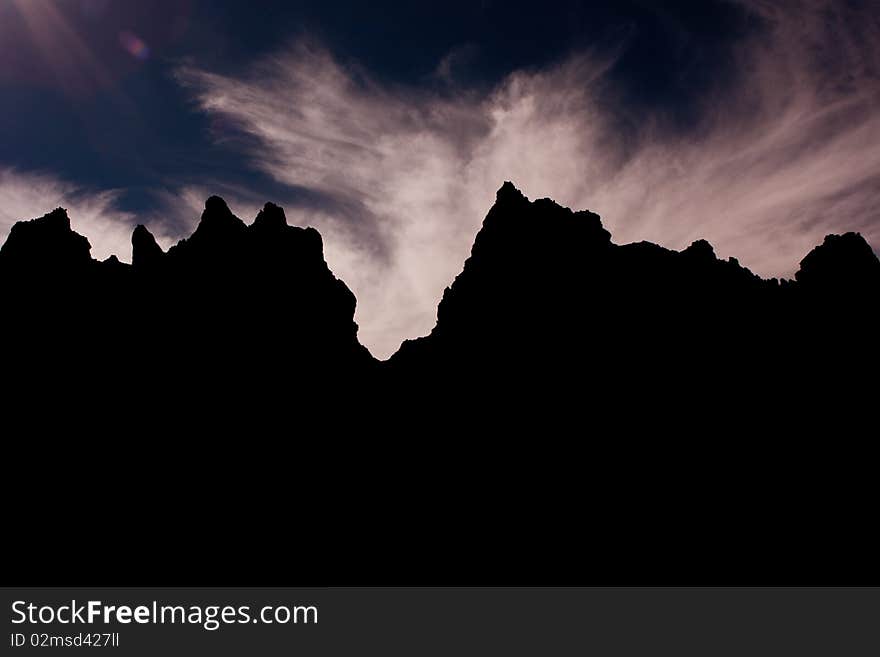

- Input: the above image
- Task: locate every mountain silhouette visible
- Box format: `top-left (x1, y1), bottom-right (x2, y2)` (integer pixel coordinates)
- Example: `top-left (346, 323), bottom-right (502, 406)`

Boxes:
top-left (2, 182), bottom-right (877, 585)
top-left (391, 182), bottom-right (877, 425)
top-left (2, 195), bottom-right (373, 425)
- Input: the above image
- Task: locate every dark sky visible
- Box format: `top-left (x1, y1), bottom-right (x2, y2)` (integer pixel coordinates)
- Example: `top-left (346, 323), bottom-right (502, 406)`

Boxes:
top-left (1, 0), bottom-right (877, 357)
top-left (0, 0), bottom-right (753, 214)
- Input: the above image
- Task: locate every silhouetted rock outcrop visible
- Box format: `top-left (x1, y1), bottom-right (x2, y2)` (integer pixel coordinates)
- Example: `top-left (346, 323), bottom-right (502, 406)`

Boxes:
top-left (2, 183), bottom-right (878, 586)
top-left (3, 182), bottom-right (877, 418)
top-left (1, 197), bottom-right (372, 429)
top-left (132, 224), bottom-right (163, 268)
top-left (795, 232), bottom-right (880, 290)
top-left (0, 207), bottom-right (91, 273)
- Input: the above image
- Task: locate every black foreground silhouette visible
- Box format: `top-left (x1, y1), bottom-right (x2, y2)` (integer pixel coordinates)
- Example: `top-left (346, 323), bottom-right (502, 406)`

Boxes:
top-left (3, 182), bottom-right (877, 584)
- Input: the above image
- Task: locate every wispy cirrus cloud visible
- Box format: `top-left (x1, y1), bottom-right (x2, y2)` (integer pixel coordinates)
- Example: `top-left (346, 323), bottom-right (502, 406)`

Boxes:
top-left (175, 0), bottom-right (880, 358)
top-left (174, 44), bottom-right (619, 358)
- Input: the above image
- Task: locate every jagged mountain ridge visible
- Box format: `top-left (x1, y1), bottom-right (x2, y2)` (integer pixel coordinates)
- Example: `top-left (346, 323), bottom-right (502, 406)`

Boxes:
top-left (4, 179), bottom-right (878, 427)
top-left (2, 180), bottom-right (879, 415)
top-left (3, 181), bottom-right (877, 359)
top-left (3, 181), bottom-right (879, 585)
top-left (1, 194), bottom-right (374, 424)
top-left (391, 183), bottom-right (878, 385)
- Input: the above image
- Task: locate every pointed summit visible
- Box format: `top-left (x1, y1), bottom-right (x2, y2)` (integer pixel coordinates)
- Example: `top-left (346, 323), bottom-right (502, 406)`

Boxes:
top-left (253, 202), bottom-right (288, 232)
top-left (475, 181), bottom-right (609, 258)
top-left (204, 195), bottom-right (231, 215)
top-left (132, 224), bottom-right (164, 268)
top-left (496, 181), bottom-right (527, 204)
top-left (683, 239), bottom-right (716, 261)
top-left (167, 196), bottom-right (249, 259)
top-left (192, 196), bottom-right (247, 239)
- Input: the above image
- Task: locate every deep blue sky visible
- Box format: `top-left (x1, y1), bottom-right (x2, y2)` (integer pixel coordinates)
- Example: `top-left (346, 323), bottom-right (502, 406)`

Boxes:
top-left (0, 0), bottom-right (754, 216)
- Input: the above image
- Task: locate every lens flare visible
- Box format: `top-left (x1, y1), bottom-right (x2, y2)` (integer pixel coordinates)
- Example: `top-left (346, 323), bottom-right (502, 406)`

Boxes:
top-left (119, 31), bottom-right (150, 61)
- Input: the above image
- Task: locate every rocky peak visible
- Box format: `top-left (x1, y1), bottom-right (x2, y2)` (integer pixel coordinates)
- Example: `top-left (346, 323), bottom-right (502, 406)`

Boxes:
top-left (132, 224), bottom-right (164, 268)
top-left (166, 196), bottom-right (247, 259)
top-left (683, 239), bottom-right (716, 261)
top-left (0, 207), bottom-right (91, 270)
top-left (192, 196), bottom-right (247, 240)
top-left (470, 182), bottom-right (610, 265)
top-left (795, 232), bottom-right (880, 289)
top-left (252, 202), bottom-right (288, 232)
top-left (496, 180), bottom-right (528, 205)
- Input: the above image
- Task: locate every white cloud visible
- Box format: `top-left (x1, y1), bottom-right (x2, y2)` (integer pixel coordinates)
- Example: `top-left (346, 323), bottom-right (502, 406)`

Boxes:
top-left (164, 0), bottom-right (879, 358)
